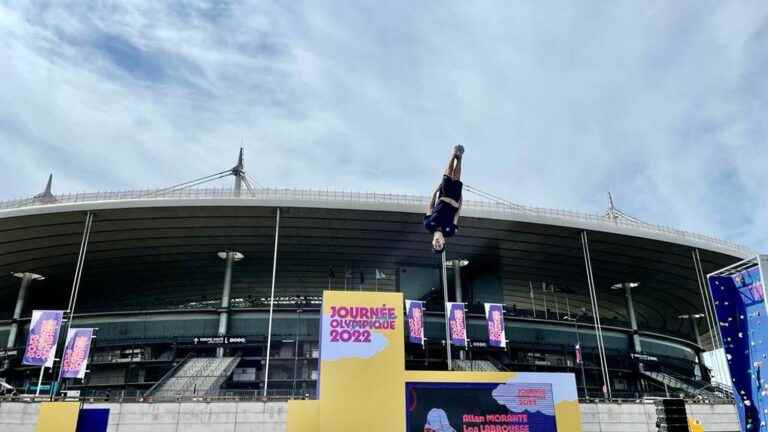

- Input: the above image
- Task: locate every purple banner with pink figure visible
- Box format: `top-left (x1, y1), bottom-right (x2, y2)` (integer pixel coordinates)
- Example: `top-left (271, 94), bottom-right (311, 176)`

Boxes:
top-left (405, 300), bottom-right (425, 345)
top-left (22, 310), bottom-right (64, 367)
top-left (447, 302), bottom-right (467, 347)
top-left (60, 328), bottom-right (94, 379)
top-left (484, 303), bottom-right (507, 348)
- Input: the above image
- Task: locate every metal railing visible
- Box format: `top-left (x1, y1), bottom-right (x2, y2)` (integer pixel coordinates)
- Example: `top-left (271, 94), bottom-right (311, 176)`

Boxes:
top-left (0, 389), bottom-right (312, 403)
top-left (0, 187), bottom-right (752, 255)
top-left (0, 392), bottom-right (733, 405)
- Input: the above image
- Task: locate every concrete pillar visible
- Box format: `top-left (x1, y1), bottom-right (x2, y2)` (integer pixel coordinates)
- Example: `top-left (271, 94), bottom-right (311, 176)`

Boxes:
top-left (624, 285), bottom-right (642, 353)
top-left (217, 252), bottom-right (242, 357)
top-left (7, 276), bottom-right (31, 349)
top-left (689, 317), bottom-right (709, 380)
top-left (7, 273), bottom-right (43, 349)
top-left (4, 273), bottom-right (43, 371)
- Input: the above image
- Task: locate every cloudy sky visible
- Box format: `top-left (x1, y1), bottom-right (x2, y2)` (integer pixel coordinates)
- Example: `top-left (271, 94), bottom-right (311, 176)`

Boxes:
top-left (1, 1), bottom-right (766, 250)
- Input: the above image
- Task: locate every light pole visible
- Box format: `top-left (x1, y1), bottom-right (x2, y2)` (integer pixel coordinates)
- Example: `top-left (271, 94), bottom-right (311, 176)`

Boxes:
top-left (217, 251), bottom-right (244, 358)
top-left (611, 281), bottom-right (642, 396)
top-left (4, 272), bottom-right (45, 371)
top-left (678, 313), bottom-right (708, 380)
top-left (610, 282), bottom-right (642, 354)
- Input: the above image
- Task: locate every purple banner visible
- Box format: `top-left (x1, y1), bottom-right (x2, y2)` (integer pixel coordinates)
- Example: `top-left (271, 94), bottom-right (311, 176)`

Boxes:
top-left (22, 310), bottom-right (64, 367)
top-left (447, 302), bottom-right (467, 347)
top-left (59, 328), bottom-right (94, 379)
top-left (405, 300), bottom-right (425, 345)
top-left (484, 303), bottom-right (506, 348)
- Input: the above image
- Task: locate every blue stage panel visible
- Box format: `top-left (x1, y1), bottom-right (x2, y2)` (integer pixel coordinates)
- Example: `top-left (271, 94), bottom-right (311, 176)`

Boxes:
top-left (76, 408), bottom-right (110, 432)
top-left (709, 265), bottom-right (768, 432)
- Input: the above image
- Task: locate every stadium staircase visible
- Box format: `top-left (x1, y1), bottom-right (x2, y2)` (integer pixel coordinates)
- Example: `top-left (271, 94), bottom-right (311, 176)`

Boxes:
top-left (453, 359), bottom-right (502, 372)
top-left (146, 355), bottom-right (240, 400)
top-left (641, 369), bottom-right (732, 400)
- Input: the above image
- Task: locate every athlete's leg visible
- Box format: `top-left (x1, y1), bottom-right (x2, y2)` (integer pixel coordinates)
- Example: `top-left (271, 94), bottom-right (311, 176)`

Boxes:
top-left (448, 145), bottom-right (464, 180)
top-left (452, 152), bottom-right (462, 181)
top-left (443, 153), bottom-right (458, 178)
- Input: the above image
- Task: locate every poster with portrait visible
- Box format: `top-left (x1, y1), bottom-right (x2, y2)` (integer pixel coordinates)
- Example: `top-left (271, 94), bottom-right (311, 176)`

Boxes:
top-left (406, 381), bottom-right (557, 432)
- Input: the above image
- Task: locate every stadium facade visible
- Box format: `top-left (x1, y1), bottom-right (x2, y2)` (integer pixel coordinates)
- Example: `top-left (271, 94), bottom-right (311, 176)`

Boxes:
top-left (0, 183), bottom-right (752, 402)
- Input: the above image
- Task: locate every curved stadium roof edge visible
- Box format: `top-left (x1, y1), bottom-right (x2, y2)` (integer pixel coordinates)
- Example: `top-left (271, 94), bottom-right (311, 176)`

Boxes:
top-left (0, 187), bottom-right (754, 259)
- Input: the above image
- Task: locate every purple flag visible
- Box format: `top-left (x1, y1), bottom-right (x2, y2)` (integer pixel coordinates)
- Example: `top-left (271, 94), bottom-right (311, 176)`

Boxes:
top-left (447, 302), bottom-right (467, 347)
top-left (22, 310), bottom-right (64, 367)
top-left (59, 328), bottom-right (94, 379)
top-left (405, 300), bottom-right (425, 345)
top-left (484, 303), bottom-right (506, 348)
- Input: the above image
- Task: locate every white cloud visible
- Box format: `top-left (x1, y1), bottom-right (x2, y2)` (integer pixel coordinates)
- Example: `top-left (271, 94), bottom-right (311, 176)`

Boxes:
top-left (0, 1), bottom-right (766, 250)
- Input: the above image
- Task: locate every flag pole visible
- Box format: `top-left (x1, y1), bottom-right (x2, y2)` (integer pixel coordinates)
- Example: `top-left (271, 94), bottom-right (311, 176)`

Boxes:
top-left (35, 366), bottom-right (45, 397)
top-left (441, 251), bottom-right (452, 371)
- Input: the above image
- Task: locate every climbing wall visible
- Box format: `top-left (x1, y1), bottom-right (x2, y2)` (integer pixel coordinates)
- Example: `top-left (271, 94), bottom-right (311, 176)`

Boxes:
top-left (708, 258), bottom-right (768, 432)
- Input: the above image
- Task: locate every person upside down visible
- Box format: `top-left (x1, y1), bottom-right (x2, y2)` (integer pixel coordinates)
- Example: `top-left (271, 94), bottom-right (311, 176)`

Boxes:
top-left (424, 145), bottom-right (464, 253)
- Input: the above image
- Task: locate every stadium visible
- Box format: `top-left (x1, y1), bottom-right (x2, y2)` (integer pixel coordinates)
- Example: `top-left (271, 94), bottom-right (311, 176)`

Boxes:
top-left (0, 156), bottom-right (749, 411)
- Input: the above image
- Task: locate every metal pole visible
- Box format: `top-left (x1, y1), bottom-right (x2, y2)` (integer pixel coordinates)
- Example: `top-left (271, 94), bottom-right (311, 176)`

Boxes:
top-left (529, 282), bottom-right (536, 318)
top-left (217, 252), bottom-right (234, 358)
top-left (441, 251), bottom-right (452, 371)
top-left (52, 211), bottom-right (93, 400)
top-left (692, 248), bottom-right (724, 382)
top-left (582, 236), bottom-right (610, 398)
top-left (35, 366), bottom-right (45, 397)
top-left (234, 148), bottom-right (244, 197)
top-left (581, 231), bottom-right (611, 399)
top-left (292, 302), bottom-right (301, 398)
top-left (263, 208), bottom-right (280, 398)
top-left (576, 324), bottom-right (588, 398)
top-left (453, 261), bottom-right (465, 361)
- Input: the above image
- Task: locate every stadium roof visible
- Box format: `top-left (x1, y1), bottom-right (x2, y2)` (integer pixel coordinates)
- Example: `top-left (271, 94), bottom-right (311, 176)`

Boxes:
top-left (0, 187), bottom-right (752, 341)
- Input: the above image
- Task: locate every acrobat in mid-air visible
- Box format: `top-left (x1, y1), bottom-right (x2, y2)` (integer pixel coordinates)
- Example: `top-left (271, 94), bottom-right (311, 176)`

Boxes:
top-left (424, 145), bottom-right (464, 253)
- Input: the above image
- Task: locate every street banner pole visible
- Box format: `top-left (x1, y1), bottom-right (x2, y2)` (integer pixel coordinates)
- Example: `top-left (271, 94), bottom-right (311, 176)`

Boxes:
top-left (52, 211), bottom-right (93, 400)
top-left (35, 366), bottom-right (45, 396)
top-left (441, 251), bottom-right (452, 370)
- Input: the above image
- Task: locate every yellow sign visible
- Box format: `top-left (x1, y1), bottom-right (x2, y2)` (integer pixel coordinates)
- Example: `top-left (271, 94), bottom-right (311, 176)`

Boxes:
top-left (287, 290), bottom-right (582, 432)
top-left (35, 402), bottom-right (80, 432)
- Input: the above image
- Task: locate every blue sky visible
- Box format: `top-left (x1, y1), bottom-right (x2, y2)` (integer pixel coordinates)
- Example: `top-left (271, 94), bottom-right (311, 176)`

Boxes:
top-left (0, 1), bottom-right (766, 250)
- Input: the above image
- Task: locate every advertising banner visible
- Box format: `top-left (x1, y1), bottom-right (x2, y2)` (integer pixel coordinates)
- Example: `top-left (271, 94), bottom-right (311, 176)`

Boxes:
top-left (708, 262), bottom-right (768, 432)
top-left (22, 310), bottom-right (64, 367)
top-left (484, 303), bottom-right (506, 348)
top-left (447, 302), bottom-right (467, 347)
top-left (287, 290), bottom-right (583, 432)
top-left (315, 291), bottom-right (406, 432)
top-left (406, 300), bottom-right (425, 345)
top-left (406, 382), bottom-right (556, 432)
top-left (59, 328), bottom-right (94, 379)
